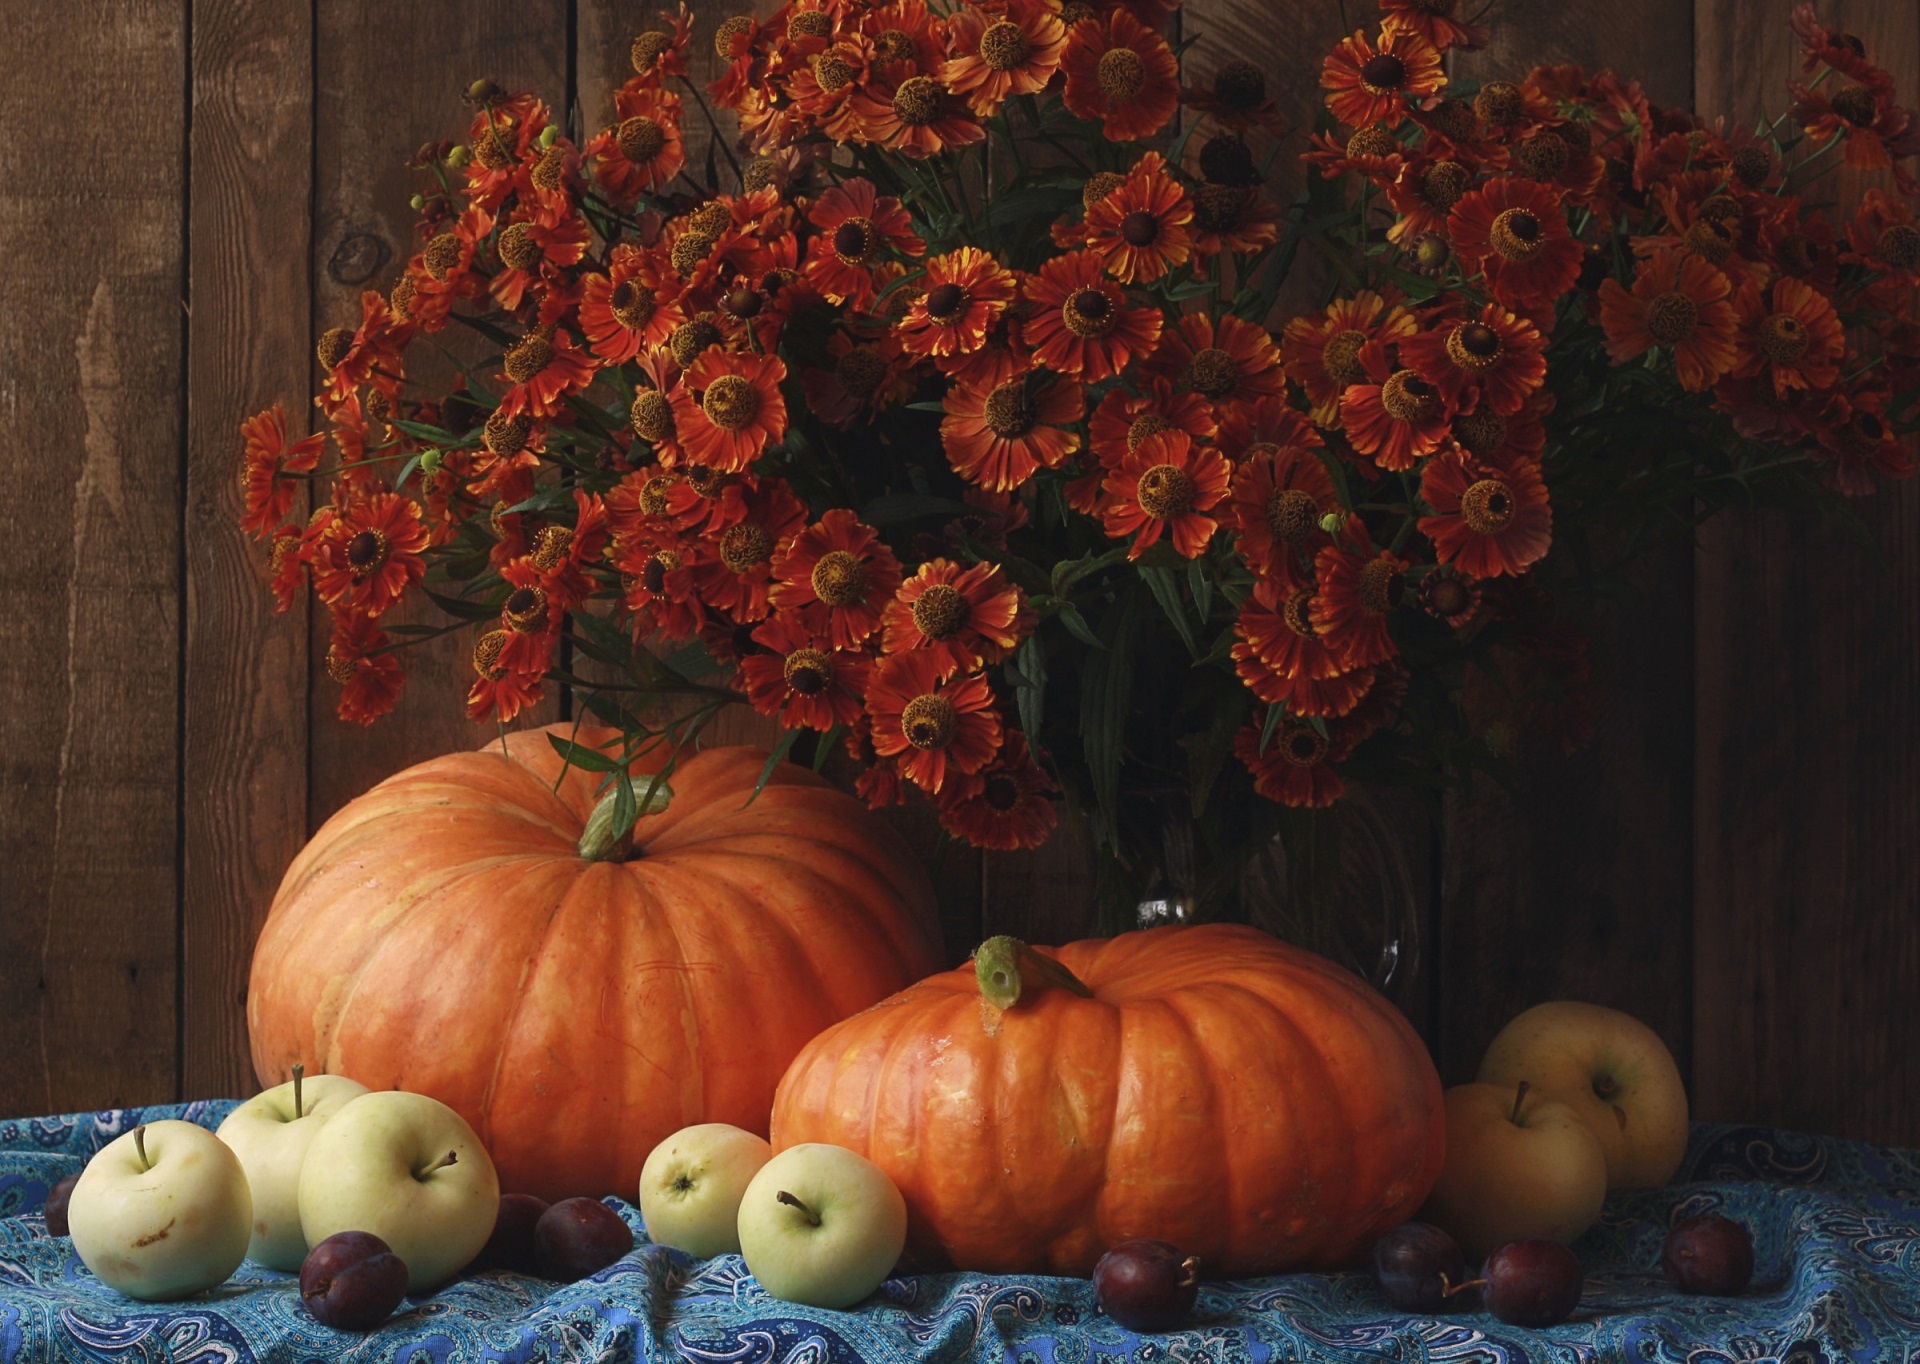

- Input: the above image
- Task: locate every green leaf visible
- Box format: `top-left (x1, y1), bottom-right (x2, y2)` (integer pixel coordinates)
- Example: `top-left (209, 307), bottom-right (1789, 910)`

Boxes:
top-left (1078, 592), bottom-right (1141, 847)
top-left (424, 589), bottom-right (502, 622)
top-left (1013, 634), bottom-right (1047, 741)
top-left (861, 493), bottom-right (977, 525)
top-left (574, 609), bottom-right (634, 665)
top-left (1258, 701), bottom-right (1284, 756)
top-left (1187, 558), bottom-right (1214, 627)
top-left (1056, 602), bottom-right (1107, 651)
top-left (548, 734), bottom-right (619, 773)
top-left (1182, 686), bottom-right (1247, 818)
top-left (744, 727), bottom-right (802, 807)
top-left (1139, 565), bottom-right (1199, 657)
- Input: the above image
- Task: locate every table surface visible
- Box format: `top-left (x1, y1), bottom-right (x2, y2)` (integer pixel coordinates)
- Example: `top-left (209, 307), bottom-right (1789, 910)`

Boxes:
top-left (2, 1101), bottom-right (1916, 1362)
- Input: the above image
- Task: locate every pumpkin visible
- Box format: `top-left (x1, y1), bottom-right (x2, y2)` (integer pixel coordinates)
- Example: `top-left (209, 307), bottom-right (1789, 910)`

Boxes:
top-left (247, 724), bottom-right (944, 1202)
top-left (770, 924), bottom-right (1445, 1277)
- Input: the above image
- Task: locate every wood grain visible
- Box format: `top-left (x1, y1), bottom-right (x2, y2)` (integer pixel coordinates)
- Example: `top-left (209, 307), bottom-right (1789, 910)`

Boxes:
top-left (1693, 1), bottom-right (1920, 1145)
top-left (181, 0), bottom-right (315, 1102)
top-left (0, 1), bottom-right (187, 1112)
top-left (307, 0), bottom-right (570, 825)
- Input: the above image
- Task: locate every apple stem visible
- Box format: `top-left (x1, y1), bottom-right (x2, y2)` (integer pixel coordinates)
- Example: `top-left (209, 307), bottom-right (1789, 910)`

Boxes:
top-left (973, 936), bottom-right (1094, 1011)
top-left (776, 1190), bottom-right (822, 1227)
top-left (1178, 1255), bottom-right (1201, 1290)
top-left (1510, 1080), bottom-right (1530, 1125)
top-left (292, 1063), bottom-right (305, 1119)
top-left (414, 1150), bottom-right (459, 1180)
top-left (1442, 1274), bottom-right (1488, 1297)
top-left (132, 1125), bottom-right (150, 1172)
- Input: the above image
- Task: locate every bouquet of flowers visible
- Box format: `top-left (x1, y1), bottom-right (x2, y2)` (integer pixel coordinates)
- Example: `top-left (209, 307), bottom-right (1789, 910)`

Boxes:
top-left (238, 0), bottom-right (1918, 918)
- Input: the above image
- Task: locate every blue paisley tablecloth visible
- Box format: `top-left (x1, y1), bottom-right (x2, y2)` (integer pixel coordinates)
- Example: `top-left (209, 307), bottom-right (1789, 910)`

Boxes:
top-left (2, 1103), bottom-right (1916, 1362)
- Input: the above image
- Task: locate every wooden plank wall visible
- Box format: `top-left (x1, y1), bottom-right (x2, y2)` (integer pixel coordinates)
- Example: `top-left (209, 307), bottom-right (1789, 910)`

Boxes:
top-left (3, 0), bottom-right (1916, 1147)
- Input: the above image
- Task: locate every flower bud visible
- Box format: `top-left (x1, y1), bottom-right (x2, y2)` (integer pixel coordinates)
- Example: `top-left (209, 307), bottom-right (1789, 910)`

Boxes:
top-left (1318, 512), bottom-right (1344, 534)
top-left (409, 193), bottom-right (426, 211)
top-left (446, 144), bottom-right (471, 169)
top-left (538, 125), bottom-right (559, 149)
top-left (419, 449), bottom-right (442, 475)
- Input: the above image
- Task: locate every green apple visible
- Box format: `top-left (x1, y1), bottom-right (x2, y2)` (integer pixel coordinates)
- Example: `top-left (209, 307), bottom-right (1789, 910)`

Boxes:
top-left (68, 1121), bottom-right (252, 1300)
top-left (736, 1144), bottom-right (906, 1309)
top-left (1476, 1000), bottom-right (1689, 1189)
top-left (215, 1066), bottom-right (369, 1270)
top-left (297, 1090), bottom-right (499, 1292)
top-left (1421, 1082), bottom-right (1609, 1259)
top-left (639, 1123), bottom-right (772, 1259)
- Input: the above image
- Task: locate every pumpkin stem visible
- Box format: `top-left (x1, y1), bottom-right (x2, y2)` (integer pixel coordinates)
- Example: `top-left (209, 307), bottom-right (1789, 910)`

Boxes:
top-left (974, 935), bottom-right (1094, 1010)
top-left (577, 780), bottom-right (674, 861)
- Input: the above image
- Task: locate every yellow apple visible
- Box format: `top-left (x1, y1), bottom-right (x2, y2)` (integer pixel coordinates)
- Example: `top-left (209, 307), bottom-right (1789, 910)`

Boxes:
top-left (68, 1121), bottom-right (253, 1300)
top-left (215, 1067), bottom-right (369, 1270)
top-left (1421, 1082), bottom-right (1608, 1260)
top-left (1476, 1001), bottom-right (1689, 1189)
top-left (639, 1123), bottom-right (772, 1259)
top-left (737, 1144), bottom-right (906, 1309)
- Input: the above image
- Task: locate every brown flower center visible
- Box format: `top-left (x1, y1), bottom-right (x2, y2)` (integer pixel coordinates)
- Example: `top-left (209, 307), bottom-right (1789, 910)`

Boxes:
top-left (670, 230), bottom-right (717, 280)
top-left (503, 332), bottom-right (552, 383)
top-left (1844, 409), bottom-right (1887, 455)
top-left (1877, 223), bottom-right (1920, 270)
top-left (924, 281), bottom-right (968, 321)
top-left (1684, 217), bottom-right (1736, 264)
top-left (1731, 145), bottom-right (1772, 188)
top-left (611, 280), bottom-right (658, 330)
top-left (1282, 724), bottom-right (1328, 767)
top-left (503, 584), bottom-right (547, 632)
top-left (983, 382), bottom-right (1037, 437)
top-left (788, 9), bottom-right (832, 40)
top-left (472, 120), bottom-right (516, 170)
top-left (618, 115), bottom-right (666, 164)
top-left (324, 643), bottom-right (358, 684)
top-left (983, 773), bottom-right (1022, 811)
top-left (1322, 329), bottom-right (1370, 387)
top-left (1474, 80), bottom-right (1524, 126)
top-left (472, 629), bottom-right (510, 680)
top-left (720, 523), bottom-right (775, 572)
top-left (1459, 477), bottom-right (1516, 534)
top-left (833, 216), bottom-right (878, 263)
top-left (811, 550), bottom-right (867, 606)
top-left (1380, 369), bottom-right (1437, 422)
top-left (1213, 59), bottom-right (1266, 110)
top-left (702, 374), bottom-right (760, 432)
top-left (1347, 124), bottom-right (1399, 160)
top-left (1644, 290), bottom-right (1699, 346)
top-left (902, 693), bottom-right (958, 749)
top-left (1420, 160), bottom-right (1471, 212)
top-left (1083, 171), bottom-right (1126, 207)
top-left (1830, 84), bottom-right (1878, 127)
top-left (1489, 208), bottom-right (1546, 262)
top-left (836, 346), bottom-right (887, 399)
top-left (316, 327), bottom-right (353, 372)
top-left (1516, 133), bottom-right (1570, 180)
top-left (815, 52), bottom-right (855, 91)
top-left (631, 30), bottom-right (672, 73)
top-left (345, 529), bottom-right (389, 577)
top-left (669, 315), bottom-right (723, 365)
top-left (1096, 46), bottom-right (1146, 99)
top-left (484, 409), bottom-right (532, 455)
top-left (1119, 210), bottom-right (1161, 247)
top-left (1198, 133), bottom-right (1258, 186)
top-left (1136, 463), bottom-right (1197, 518)
top-left (1188, 347), bottom-right (1239, 398)
top-left (1446, 322), bottom-right (1504, 371)
top-left (1777, 231), bottom-right (1821, 277)
top-left (911, 583), bottom-right (970, 639)
top-left (1267, 488), bottom-right (1320, 542)
top-left (893, 75), bottom-right (943, 126)
top-left (1063, 286), bottom-right (1117, 338)
top-left (1358, 557), bottom-right (1406, 614)
top-left (783, 648), bottom-right (832, 694)
top-left (642, 549), bottom-right (682, 594)
top-left (1454, 409), bottom-right (1507, 456)
top-left (714, 15), bottom-right (755, 58)
top-left (1758, 313), bottom-right (1810, 366)
top-left (1361, 52), bottom-right (1407, 92)
top-left (638, 473), bottom-right (680, 515)
top-left (1282, 588), bottom-right (1317, 638)
top-left (631, 389), bottom-right (676, 442)
top-left (873, 30), bottom-right (917, 62)
top-left (979, 19), bottom-right (1028, 71)
top-left (1127, 413), bottom-right (1170, 450)
top-left (424, 233), bottom-right (462, 280)
top-left (1424, 573), bottom-right (1474, 618)
top-left (531, 525), bottom-right (573, 569)
top-left (1193, 183), bottom-right (1249, 232)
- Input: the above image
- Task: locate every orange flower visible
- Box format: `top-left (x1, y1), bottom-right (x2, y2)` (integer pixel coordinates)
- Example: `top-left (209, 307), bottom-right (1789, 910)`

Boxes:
top-left (238, 404), bottom-right (324, 540)
top-left (1181, 59), bottom-right (1287, 136)
top-left (1792, 74), bottom-right (1914, 178)
top-left (802, 328), bottom-right (914, 428)
top-left (465, 623), bottom-right (555, 724)
top-left (1320, 24), bottom-right (1445, 130)
top-left (1083, 152), bottom-right (1194, 284)
top-left (625, 4), bottom-right (693, 88)
top-left (1339, 341), bottom-right (1451, 472)
top-left (1145, 311), bottom-right (1285, 417)
top-left (867, 652), bottom-right (1003, 794)
top-left (1807, 387), bottom-right (1914, 495)
top-left (1226, 440), bottom-right (1339, 587)
top-left (883, 558), bottom-right (1027, 672)
top-left (1018, 251), bottom-right (1163, 381)
top-left (1310, 534), bottom-right (1409, 670)
top-left (1728, 277), bottom-right (1845, 398)
top-left (803, 177), bottom-right (924, 307)
top-left (669, 348), bottom-right (789, 473)
top-left (895, 247), bottom-right (1016, 359)
top-left (1418, 448), bottom-right (1552, 578)
top-left (942, 0), bottom-right (1068, 117)
top-left (936, 731), bottom-right (1059, 850)
top-left (740, 613), bottom-right (874, 731)
top-left (1234, 720), bottom-right (1346, 809)
top-left (941, 370), bottom-right (1084, 492)
top-left (310, 491), bottom-right (429, 618)
top-left (496, 327), bottom-right (600, 420)
top-left (851, 70), bottom-right (985, 159)
top-left (591, 85), bottom-right (686, 203)
top-left (1232, 576), bottom-right (1373, 718)
top-left (325, 611), bottom-right (405, 726)
top-left (1060, 9), bottom-right (1180, 142)
top-left (614, 532), bottom-right (708, 642)
top-left (768, 508), bottom-right (903, 648)
top-left (1188, 183), bottom-right (1283, 258)
top-left (1378, 0), bottom-right (1486, 53)
top-left (689, 476), bottom-right (809, 622)
top-left (319, 289), bottom-right (410, 412)
top-left (1099, 429), bottom-right (1232, 560)
top-left (580, 244), bottom-right (684, 364)
top-left (1399, 303), bottom-right (1547, 417)
top-left (1597, 248), bottom-right (1738, 392)
top-left (1088, 379), bottom-right (1218, 468)
top-left (1844, 188), bottom-right (1920, 285)
top-left (1281, 289), bottom-right (1417, 426)
top-left (1448, 177), bottom-right (1583, 313)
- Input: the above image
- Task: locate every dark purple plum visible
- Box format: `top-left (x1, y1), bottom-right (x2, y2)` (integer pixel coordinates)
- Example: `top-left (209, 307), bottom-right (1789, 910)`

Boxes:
top-left (300, 1231), bottom-right (409, 1331)
top-left (42, 1175), bottom-right (80, 1238)
top-left (534, 1197), bottom-right (634, 1282)
top-left (1371, 1222), bottom-right (1470, 1313)
top-left (1093, 1238), bottom-right (1200, 1334)
top-left (467, 1193), bottom-right (550, 1275)
top-left (1481, 1239), bottom-right (1583, 1327)
top-left (1662, 1213), bottom-right (1754, 1295)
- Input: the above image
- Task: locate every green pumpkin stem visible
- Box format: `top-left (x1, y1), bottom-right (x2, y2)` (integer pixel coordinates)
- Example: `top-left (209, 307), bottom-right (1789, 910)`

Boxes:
top-left (577, 780), bottom-right (674, 862)
top-left (974, 935), bottom-right (1094, 1010)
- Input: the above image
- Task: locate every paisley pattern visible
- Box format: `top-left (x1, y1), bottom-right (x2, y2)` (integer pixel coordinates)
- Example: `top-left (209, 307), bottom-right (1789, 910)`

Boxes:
top-left (2, 1106), bottom-right (1918, 1362)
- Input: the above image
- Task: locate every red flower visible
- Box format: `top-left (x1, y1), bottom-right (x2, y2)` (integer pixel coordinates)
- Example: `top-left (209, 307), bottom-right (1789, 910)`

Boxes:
top-left (488, 204), bottom-right (592, 312)
top-left (942, 0), bottom-right (1069, 118)
top-left (1378, 0), bottom-right (1486, 53)
top-left (319, 289), bottom-right (410, 412)
top-left (895, 247), bottom-right (1016, 359)
top-left (803, 177), bottom-right (924, 308)
top-left (1019, 251), bottom-right (1163, 381)
top-left (580, 244), bottom-right (684, 363)
top-left (1320, 23), bottom-right (1446, 130)
top-left (1311, 534), bottom-right (1409, 670)
top-left (690, 475), bottom-right (810, 622)
top-left (1232, 576), bottom-right (1373, 718)
top-left (1060, 9), bottom-right (1181, 142)
top-left (867, 652), bottom-right (1003, 794)
top-left (1083, 152), bottom-right (1194, 284)
top-left (882, 558), bottom-right (1028, 672)
top-left (1145, 311), bottom-right (1285, 418)
top-left (310, 491), bottom-right (429, 617)
top-left (669, 348), bottom-right (789, 474)
top-left (1234, 720), bottom-right (1345, 809)
top-left (1340, 341), bottom-right (1452, 472)
top-left (851, 70), bottom-right (985, 159)
top-left (1844, 189), bottom-right (1920, 285)
top-left (1449, 178), bottom-right (1583, 313)
top-left (1728, 277), bottom-right (1845, 398)
top-left (935, 731), bottom-right (1059, 850)
top-left (497, 327), bottom-right (600, 420)
top-left (1226, 440), bottom-right (1339, 588)
top-left (238, 404), bottom-right (324, 540)
top-left (941, 370), bottom-right (1084, 492)
top-left (1597, 248), bottom-right (1739, 393)
top-left (1181, 59), bottom-right (1287, 136)
top-left (1088, 380), bottom-right (1218, 468)
top-left (768, 508), bottom-right (903, 648)
top-left (465, 625), bottom-right (554, 724)
top-left (590, 85), bottom-right (686, 203)
top-left (739, 613), bottom-right (874, 731)
top-left (325, 611), bottom-right (404, 726)
top-left (1418, 448), bottom-right (1552, 579)
top-left (1399, 303), bottom-right (1547, 417)
top-left (1098, 429), bottom-right (1232, 560)
top-left (1281, 289), bottom-right (1417, 426)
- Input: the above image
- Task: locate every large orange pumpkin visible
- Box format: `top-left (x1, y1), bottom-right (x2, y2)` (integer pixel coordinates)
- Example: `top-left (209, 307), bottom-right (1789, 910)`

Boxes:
top-left (770, 924), bottom-right (1445, 1277)
top-left (248, 724), bottom-right (944, 1202)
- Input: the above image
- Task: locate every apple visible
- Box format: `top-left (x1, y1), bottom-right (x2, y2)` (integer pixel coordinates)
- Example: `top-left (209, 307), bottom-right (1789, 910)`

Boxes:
top-left (68, 1121), bottom-right (253, 1300)
top-left (1476, 1000), bottom-right (1689, 1189)
top-left (1420, 1081), bottom-right (1608, 1259)
top-left (736, 1144), bottom-right (906, 1309)
top-left (639, 1123), bottom-right (772, 1259)
top-left (297, 1090), bottom-right (499, 1292)
top-left (216, 1065), bottom-right (370, 1270)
